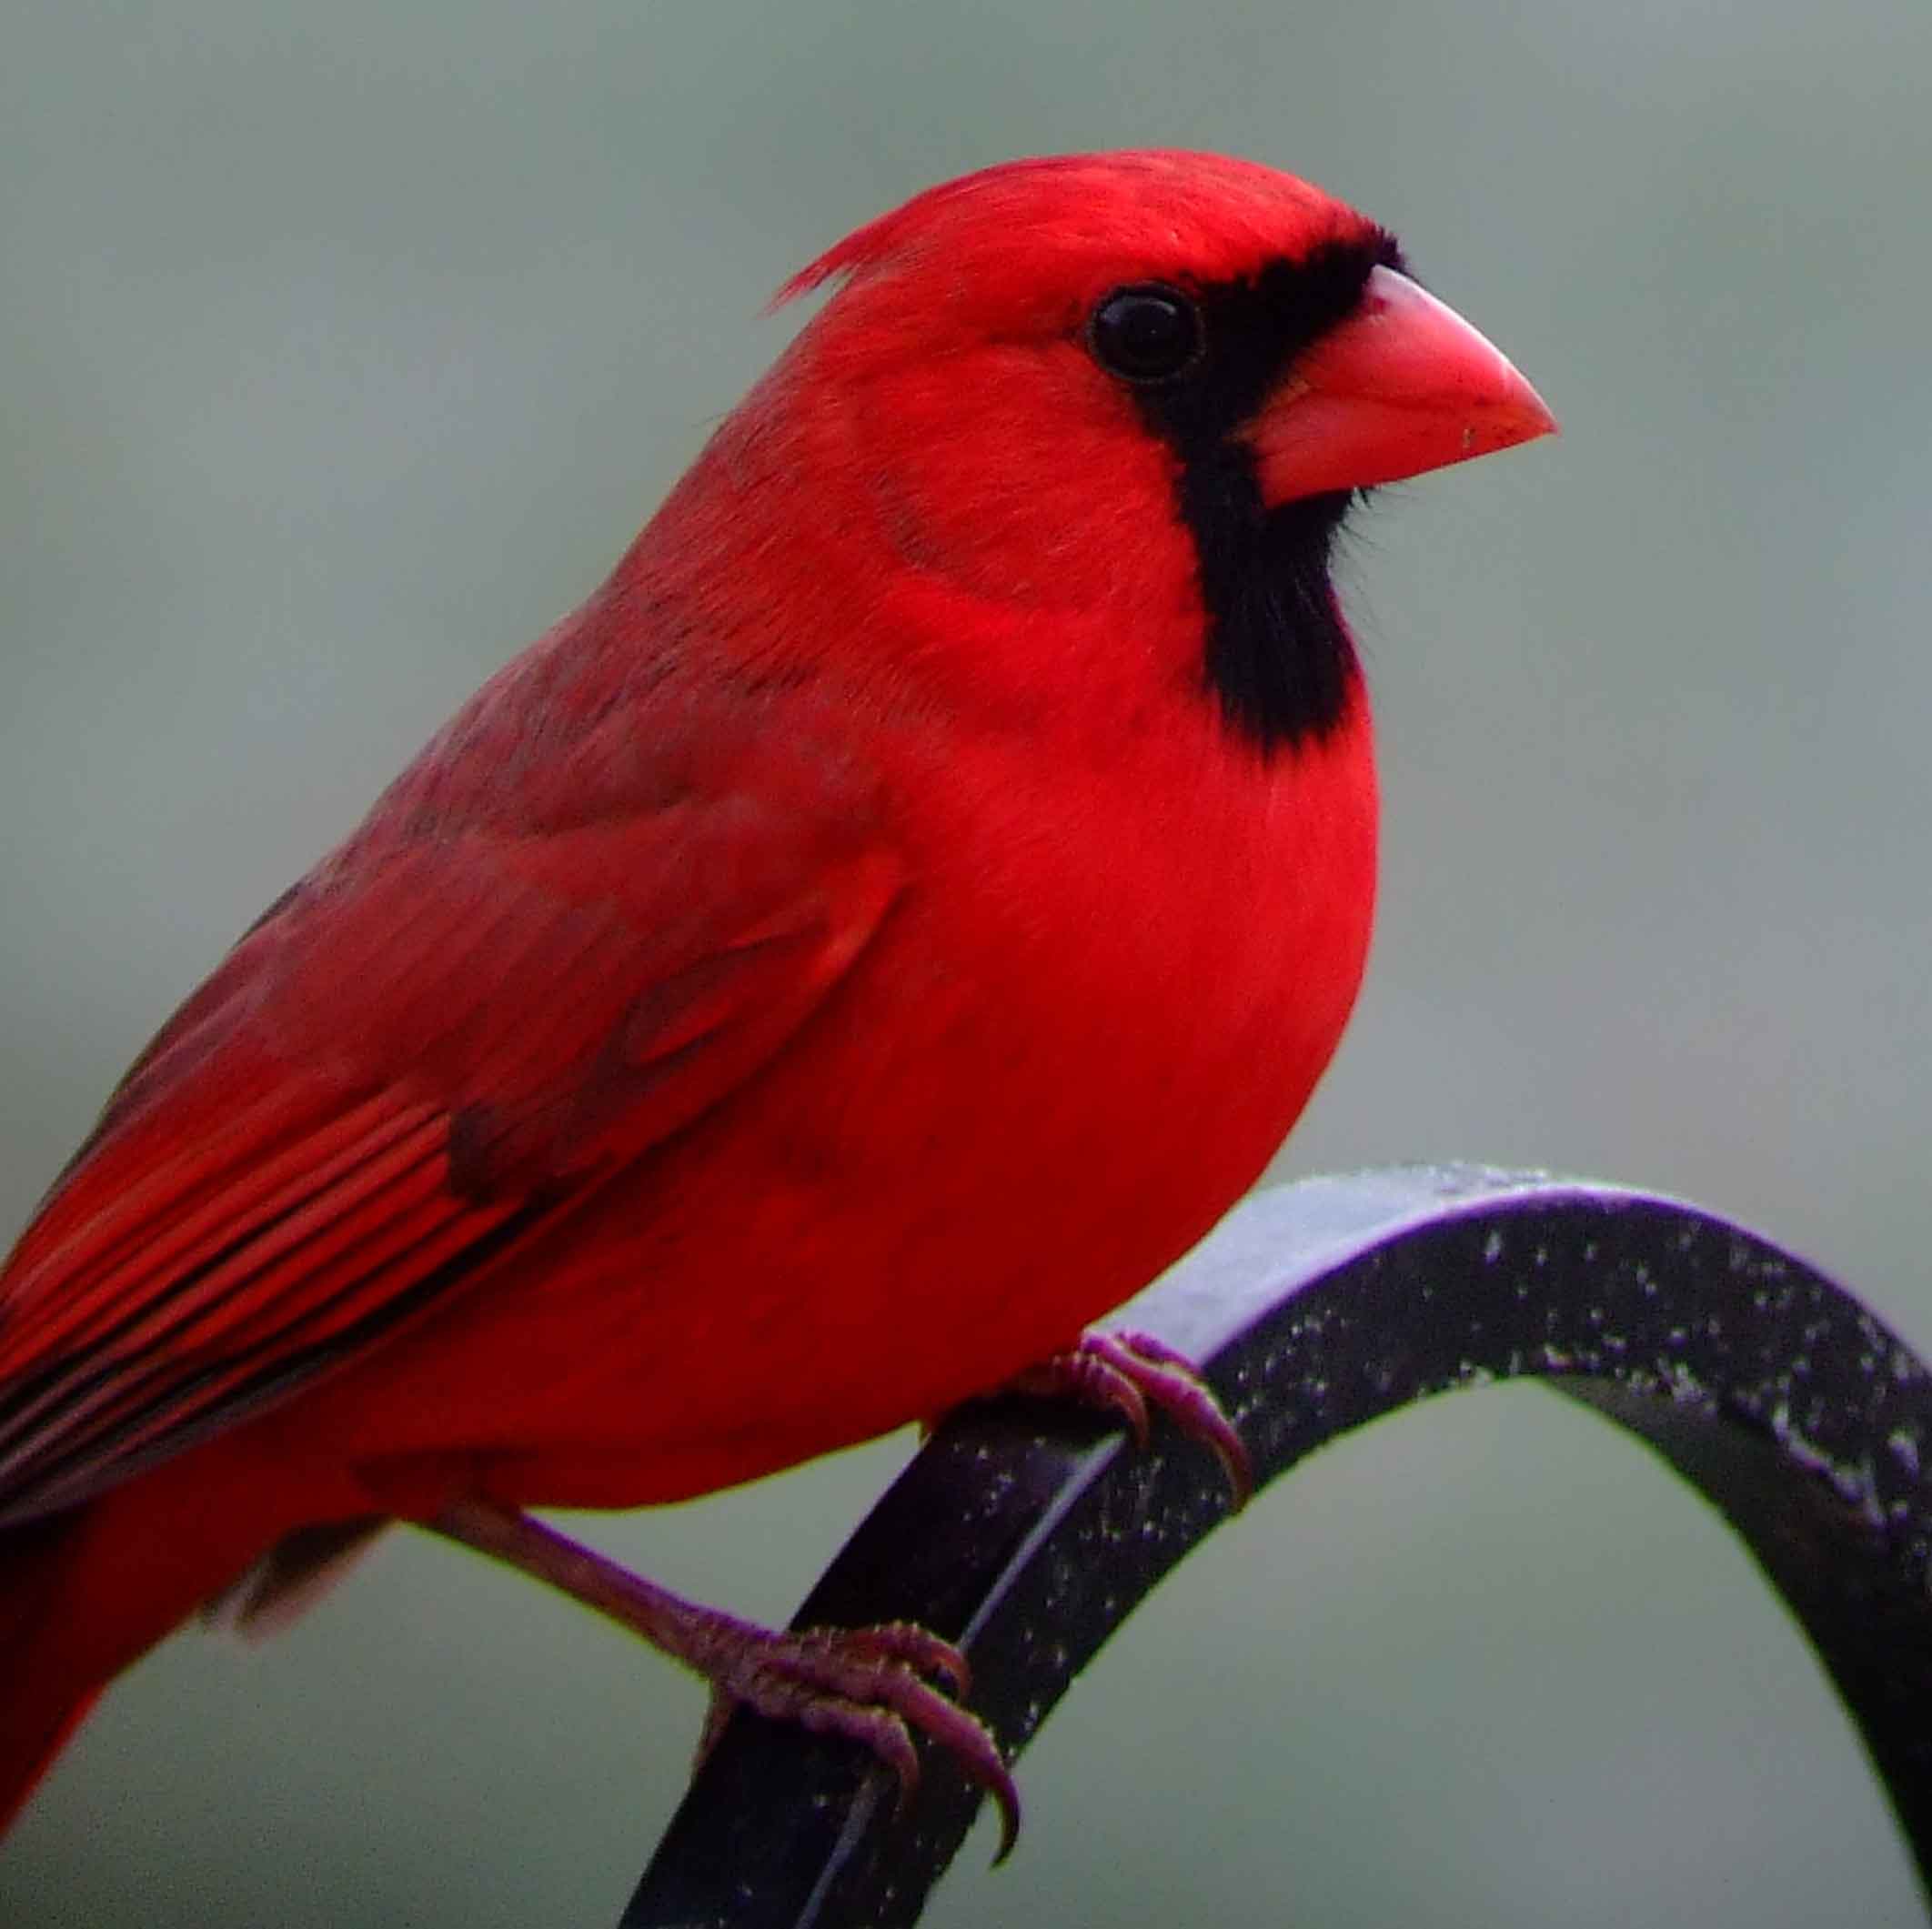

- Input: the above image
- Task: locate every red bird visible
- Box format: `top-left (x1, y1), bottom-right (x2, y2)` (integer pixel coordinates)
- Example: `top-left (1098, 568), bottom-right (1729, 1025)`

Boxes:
top-left (0, 151), bottom-right (1552, 1847)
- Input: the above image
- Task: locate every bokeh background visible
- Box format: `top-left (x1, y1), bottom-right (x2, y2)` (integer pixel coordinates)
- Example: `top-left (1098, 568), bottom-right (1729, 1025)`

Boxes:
top-left (5, 2), bottom-right (1931, 1924)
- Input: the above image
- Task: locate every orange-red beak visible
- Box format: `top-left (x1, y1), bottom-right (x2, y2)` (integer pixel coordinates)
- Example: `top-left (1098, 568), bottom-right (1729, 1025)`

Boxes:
top-left (1249, 266), bottom-right (1556, 503)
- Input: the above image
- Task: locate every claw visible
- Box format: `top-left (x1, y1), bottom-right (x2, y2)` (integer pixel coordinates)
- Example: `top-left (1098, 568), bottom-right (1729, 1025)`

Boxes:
top-left (710, 1621), bottom-right (1020, 1861)
top-left (803, 1617), bottom-right (972, 1699)
top-left (1103, 1330), bottom-right (1255, 1510)
top-left (994, 1329), bottom-right (1253, 1509)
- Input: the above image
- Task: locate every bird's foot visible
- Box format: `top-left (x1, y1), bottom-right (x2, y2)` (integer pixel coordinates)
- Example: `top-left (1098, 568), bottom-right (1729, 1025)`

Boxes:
top-left (1000, 1329), bottom-right (1253, 1509)
top-left (428, 1498), bottom-right (1019, 1858)
top-left (696, 1616), bottom-right (1019, 1858)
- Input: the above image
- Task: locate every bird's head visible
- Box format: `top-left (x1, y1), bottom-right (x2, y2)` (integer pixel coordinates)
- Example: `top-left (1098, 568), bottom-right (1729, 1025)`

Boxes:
top-left (695, 152), bottom-right (1555, 755)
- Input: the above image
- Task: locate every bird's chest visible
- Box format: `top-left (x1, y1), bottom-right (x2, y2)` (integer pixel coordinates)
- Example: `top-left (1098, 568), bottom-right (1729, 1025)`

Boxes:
top-left (704, 715), bottom-right (1378, 1381)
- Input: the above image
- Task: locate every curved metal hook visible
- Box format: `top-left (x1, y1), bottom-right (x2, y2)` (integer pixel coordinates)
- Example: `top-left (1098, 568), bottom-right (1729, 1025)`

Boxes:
top-left (621, 1167), bottom-right (1932, 1928)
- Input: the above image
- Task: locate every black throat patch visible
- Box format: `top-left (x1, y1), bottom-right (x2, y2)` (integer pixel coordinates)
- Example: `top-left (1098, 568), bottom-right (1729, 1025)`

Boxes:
top-left (1131, 236), bottom-right (1403, 755)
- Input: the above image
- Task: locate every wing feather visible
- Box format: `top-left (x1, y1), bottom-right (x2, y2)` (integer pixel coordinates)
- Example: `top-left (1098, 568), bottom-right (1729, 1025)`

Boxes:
top-left (0, 698), bottom-right (901, 1523)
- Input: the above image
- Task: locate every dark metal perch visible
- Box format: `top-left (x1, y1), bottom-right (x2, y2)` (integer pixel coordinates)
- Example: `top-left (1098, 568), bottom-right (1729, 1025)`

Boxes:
top-left (620, 1166), bottom-right (1932, 1929)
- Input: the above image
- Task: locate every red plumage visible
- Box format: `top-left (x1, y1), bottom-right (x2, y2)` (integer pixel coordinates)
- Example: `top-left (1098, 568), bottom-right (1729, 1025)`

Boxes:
top-left (0, 150), bottom-right (1551, 1834)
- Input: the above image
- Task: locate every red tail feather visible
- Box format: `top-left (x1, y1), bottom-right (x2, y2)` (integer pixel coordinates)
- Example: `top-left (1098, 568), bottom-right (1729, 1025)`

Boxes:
top-left (0, 1441), bottom-right (312, 1834)
top-left (0, 1511), bottom-right (106, 1831)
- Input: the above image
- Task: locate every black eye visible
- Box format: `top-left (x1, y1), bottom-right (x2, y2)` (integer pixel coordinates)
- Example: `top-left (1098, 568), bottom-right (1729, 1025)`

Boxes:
top-left (1088, 284), bottom-right (1202, 383)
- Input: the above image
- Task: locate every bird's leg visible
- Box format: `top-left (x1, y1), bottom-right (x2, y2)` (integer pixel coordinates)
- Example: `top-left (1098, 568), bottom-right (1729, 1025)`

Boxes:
top-left (993, 1330), bottom-right (1253, 1508)
top-left (427, 1497), bottom-right (1020, 1856)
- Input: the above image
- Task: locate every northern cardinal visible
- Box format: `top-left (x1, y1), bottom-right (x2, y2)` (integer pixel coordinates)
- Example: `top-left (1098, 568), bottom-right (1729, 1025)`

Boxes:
top-left (0, 151), bottom-right (1553, 1850)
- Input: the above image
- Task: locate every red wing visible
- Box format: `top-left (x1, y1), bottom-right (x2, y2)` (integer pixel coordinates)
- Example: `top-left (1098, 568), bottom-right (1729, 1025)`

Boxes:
top-left (0, 766), bottom-right (901, 1525)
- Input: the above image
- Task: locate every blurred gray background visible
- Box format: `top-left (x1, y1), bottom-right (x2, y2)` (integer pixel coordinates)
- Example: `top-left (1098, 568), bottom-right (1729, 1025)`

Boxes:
top-left (4, 2), bottom-right (1930, 1924)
